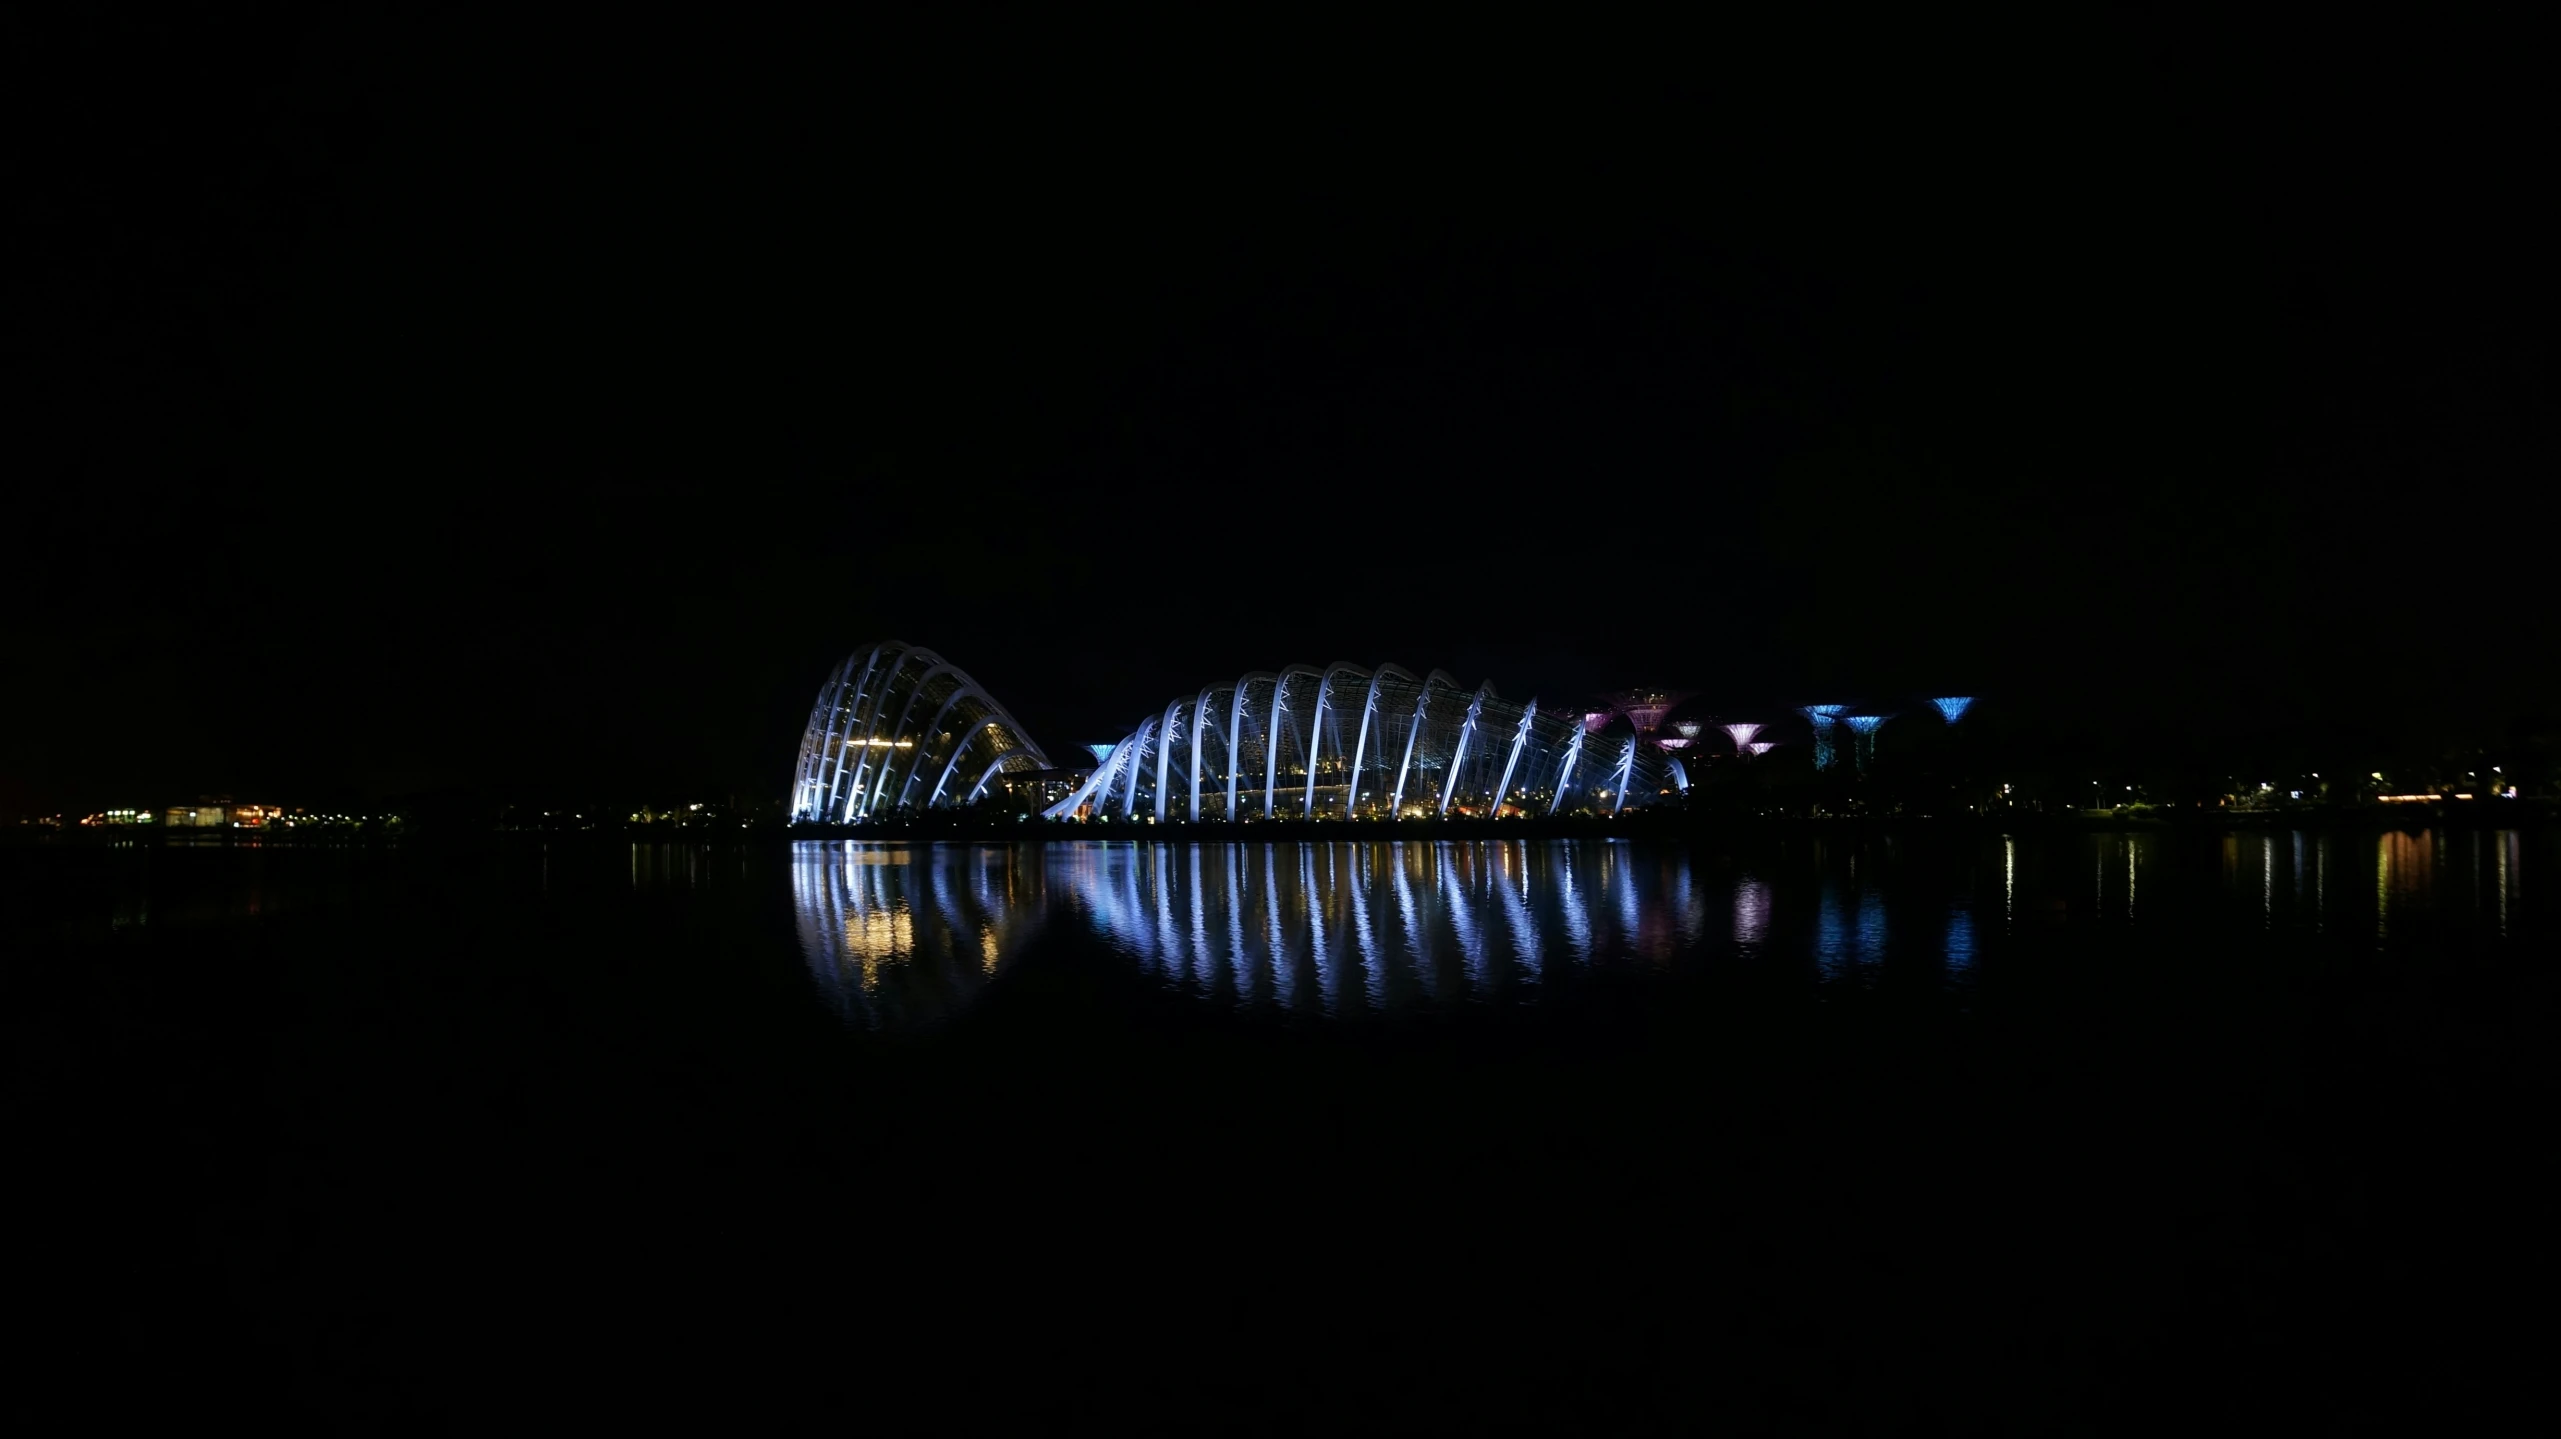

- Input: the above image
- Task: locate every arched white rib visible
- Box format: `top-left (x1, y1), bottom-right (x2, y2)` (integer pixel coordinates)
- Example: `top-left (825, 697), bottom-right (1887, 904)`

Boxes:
top-left (1390, 674), bottom-right (1447, 820)
top-left (808, 651), bottom-right (865, 818)
top-left (792, 656), bottom-right (849, 818)
top-left (1266, 664), bottom-right (1320, 819)
top-left (1189, 684), bottom-right (1218, 822)
top-left (833, 643), bottom-right (911, 821)
top-left (1305, 662), bottom-right (1361, 819)
top-left (1040, 740), bottom-right (1125, 820)
top-left (894, 681), bottom-right (989, 811)
top-left (1119, 717), bottom-right (1156, 819)
top-left (1228, 673), bottom-right (1272, 822)
top-left (1154, 698), bottom-right (1182, 822)
top-left (1548, 725), bottom-right (1585, 816)
top-left (863, 657), bottom-right (965, 817)
top-left (840, 643), bottom-right (918, 821)
top-left (816, 645), bottom-right (889, 820)
top-left (1344, 666), bottom-right (1399, 818)
top-left (1492, 700), bottom-right (1536, 816)
top-left (1439, 683), bottom-right (1493, 818)
top-left (965, 751), bottom-right (1015, 805)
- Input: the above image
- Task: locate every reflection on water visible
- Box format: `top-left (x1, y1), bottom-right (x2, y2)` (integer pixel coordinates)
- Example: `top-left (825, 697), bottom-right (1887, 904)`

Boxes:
top-left (790, 844), bottom-right (1051, 1030)
top-left (1061, 841), bottom-right (1691, 1014)
top-left (787, 831), bottom-right (2547, 1030)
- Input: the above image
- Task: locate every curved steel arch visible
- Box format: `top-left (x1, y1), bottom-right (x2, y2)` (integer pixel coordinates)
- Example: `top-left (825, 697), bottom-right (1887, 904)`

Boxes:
top-left (792, 655), bottom-right (849, 817)
top-left (838, 641), bottom-right (922, 821)
top-left (894, 677), bottom-right (1001, 811)
top-left (1189, 683), bottom-right (1222, 822)
top-left (1118, 717), bottom-right (1158, 819)
top-left (1265, 664), bottom-right (1322, 819)
top-left (819, 642), bottom-right (905, 821)
top-left (1345, 663), bottom-right (1417, 818)
top-left (1227, 672), bottom-right (1275, 820)
top-left (788, 643), bottom-right (1052, 821)
top-left (862, 654), bottom-right (970, 818)
top-left (1305, 661), bottom-right (1366, 818)
top-left (1153, 696), bottom-right (1185, 822)
top-left (927, 684), bottom-right (1053, 808)
top-left (1392, 669), bottom-right (1465, 818)
top-left (1439, 682), bottom-right (1497, 817)
top-left (1032, 660), bottom-right (1673, 825)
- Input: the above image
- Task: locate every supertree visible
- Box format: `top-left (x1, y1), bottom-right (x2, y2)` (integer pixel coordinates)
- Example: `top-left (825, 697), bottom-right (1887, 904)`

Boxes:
top-left (1843, 714), bottom-right (1890, 775)
top-left (1799, 705), bottom-right (1847, 771)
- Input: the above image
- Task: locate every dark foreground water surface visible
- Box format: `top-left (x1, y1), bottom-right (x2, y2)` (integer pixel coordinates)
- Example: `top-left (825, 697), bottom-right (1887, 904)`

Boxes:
top-left (9, 831), bottom-right (2554, 1432)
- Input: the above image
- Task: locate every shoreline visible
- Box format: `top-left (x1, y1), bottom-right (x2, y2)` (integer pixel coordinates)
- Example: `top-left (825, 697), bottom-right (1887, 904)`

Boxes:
top-left (11, 801), bottom-right (2554, 849)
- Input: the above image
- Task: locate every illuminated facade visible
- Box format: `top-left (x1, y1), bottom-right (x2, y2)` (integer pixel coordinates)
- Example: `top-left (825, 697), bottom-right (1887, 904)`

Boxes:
top-left (792, 644), bottom-right (1976, 821)
top-left (790, 641), bottom-right (1054, 822)
top-left (81, 809), bottom-right (156, 826)
top-left (1043, 662), bottom-right (1679, 822)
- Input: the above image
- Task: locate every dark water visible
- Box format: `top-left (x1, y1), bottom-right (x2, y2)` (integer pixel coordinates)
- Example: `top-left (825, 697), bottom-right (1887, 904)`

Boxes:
top-left (8, 831), bottom-right (2553, 1431)
top-left (792, 832), bottom-right (2548, 1028)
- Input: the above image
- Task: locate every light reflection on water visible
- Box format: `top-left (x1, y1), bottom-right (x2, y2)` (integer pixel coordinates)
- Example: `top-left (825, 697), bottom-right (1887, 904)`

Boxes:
top-left (788, 831), bottom-right (2546, 1030)
top-left (789, 844), bottom-right (1051, 1030)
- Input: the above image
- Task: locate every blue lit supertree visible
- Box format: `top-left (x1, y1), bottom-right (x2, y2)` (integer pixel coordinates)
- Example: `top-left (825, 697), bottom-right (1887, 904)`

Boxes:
top-left (1930, 696), bottom-right (1975, 725)
top-left (1800, 705), bottom-right (1847, 772)
top-left (1843, 714), bottom-right (1889, 776)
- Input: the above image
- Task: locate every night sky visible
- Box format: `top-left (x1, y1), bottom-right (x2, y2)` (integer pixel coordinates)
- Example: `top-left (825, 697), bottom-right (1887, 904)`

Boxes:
top-left (13, 16), bottom-right (2553, 812)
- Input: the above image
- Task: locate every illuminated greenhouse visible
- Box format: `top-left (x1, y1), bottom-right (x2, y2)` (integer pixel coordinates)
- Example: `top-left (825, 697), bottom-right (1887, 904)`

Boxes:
top-left (789, 641), bottom-right (1054, 823)
top-left (1043, 662), bottom-right (1681, 822)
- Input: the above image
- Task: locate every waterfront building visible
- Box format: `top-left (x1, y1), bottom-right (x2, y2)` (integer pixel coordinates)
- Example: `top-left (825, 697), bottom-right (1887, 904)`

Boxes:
top-left (789, 642), bottom-right (1054, 823)
top-left (1042, 663), bottom-right (1678, 821)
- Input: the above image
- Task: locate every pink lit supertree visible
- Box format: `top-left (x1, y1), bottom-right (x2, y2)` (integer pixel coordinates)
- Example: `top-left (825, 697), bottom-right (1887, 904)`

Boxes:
top-left (1606, 689), bottom-right (1694, 738)
top-left (1722, 722), bottom-right (1763, 756)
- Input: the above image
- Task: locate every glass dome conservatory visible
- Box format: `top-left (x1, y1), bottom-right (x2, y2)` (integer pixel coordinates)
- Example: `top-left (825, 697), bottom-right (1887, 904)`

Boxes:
top-left (1043, 662), bottom-right (1683, 822)
top-left (789, 642), bottom-right (1054, 823)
